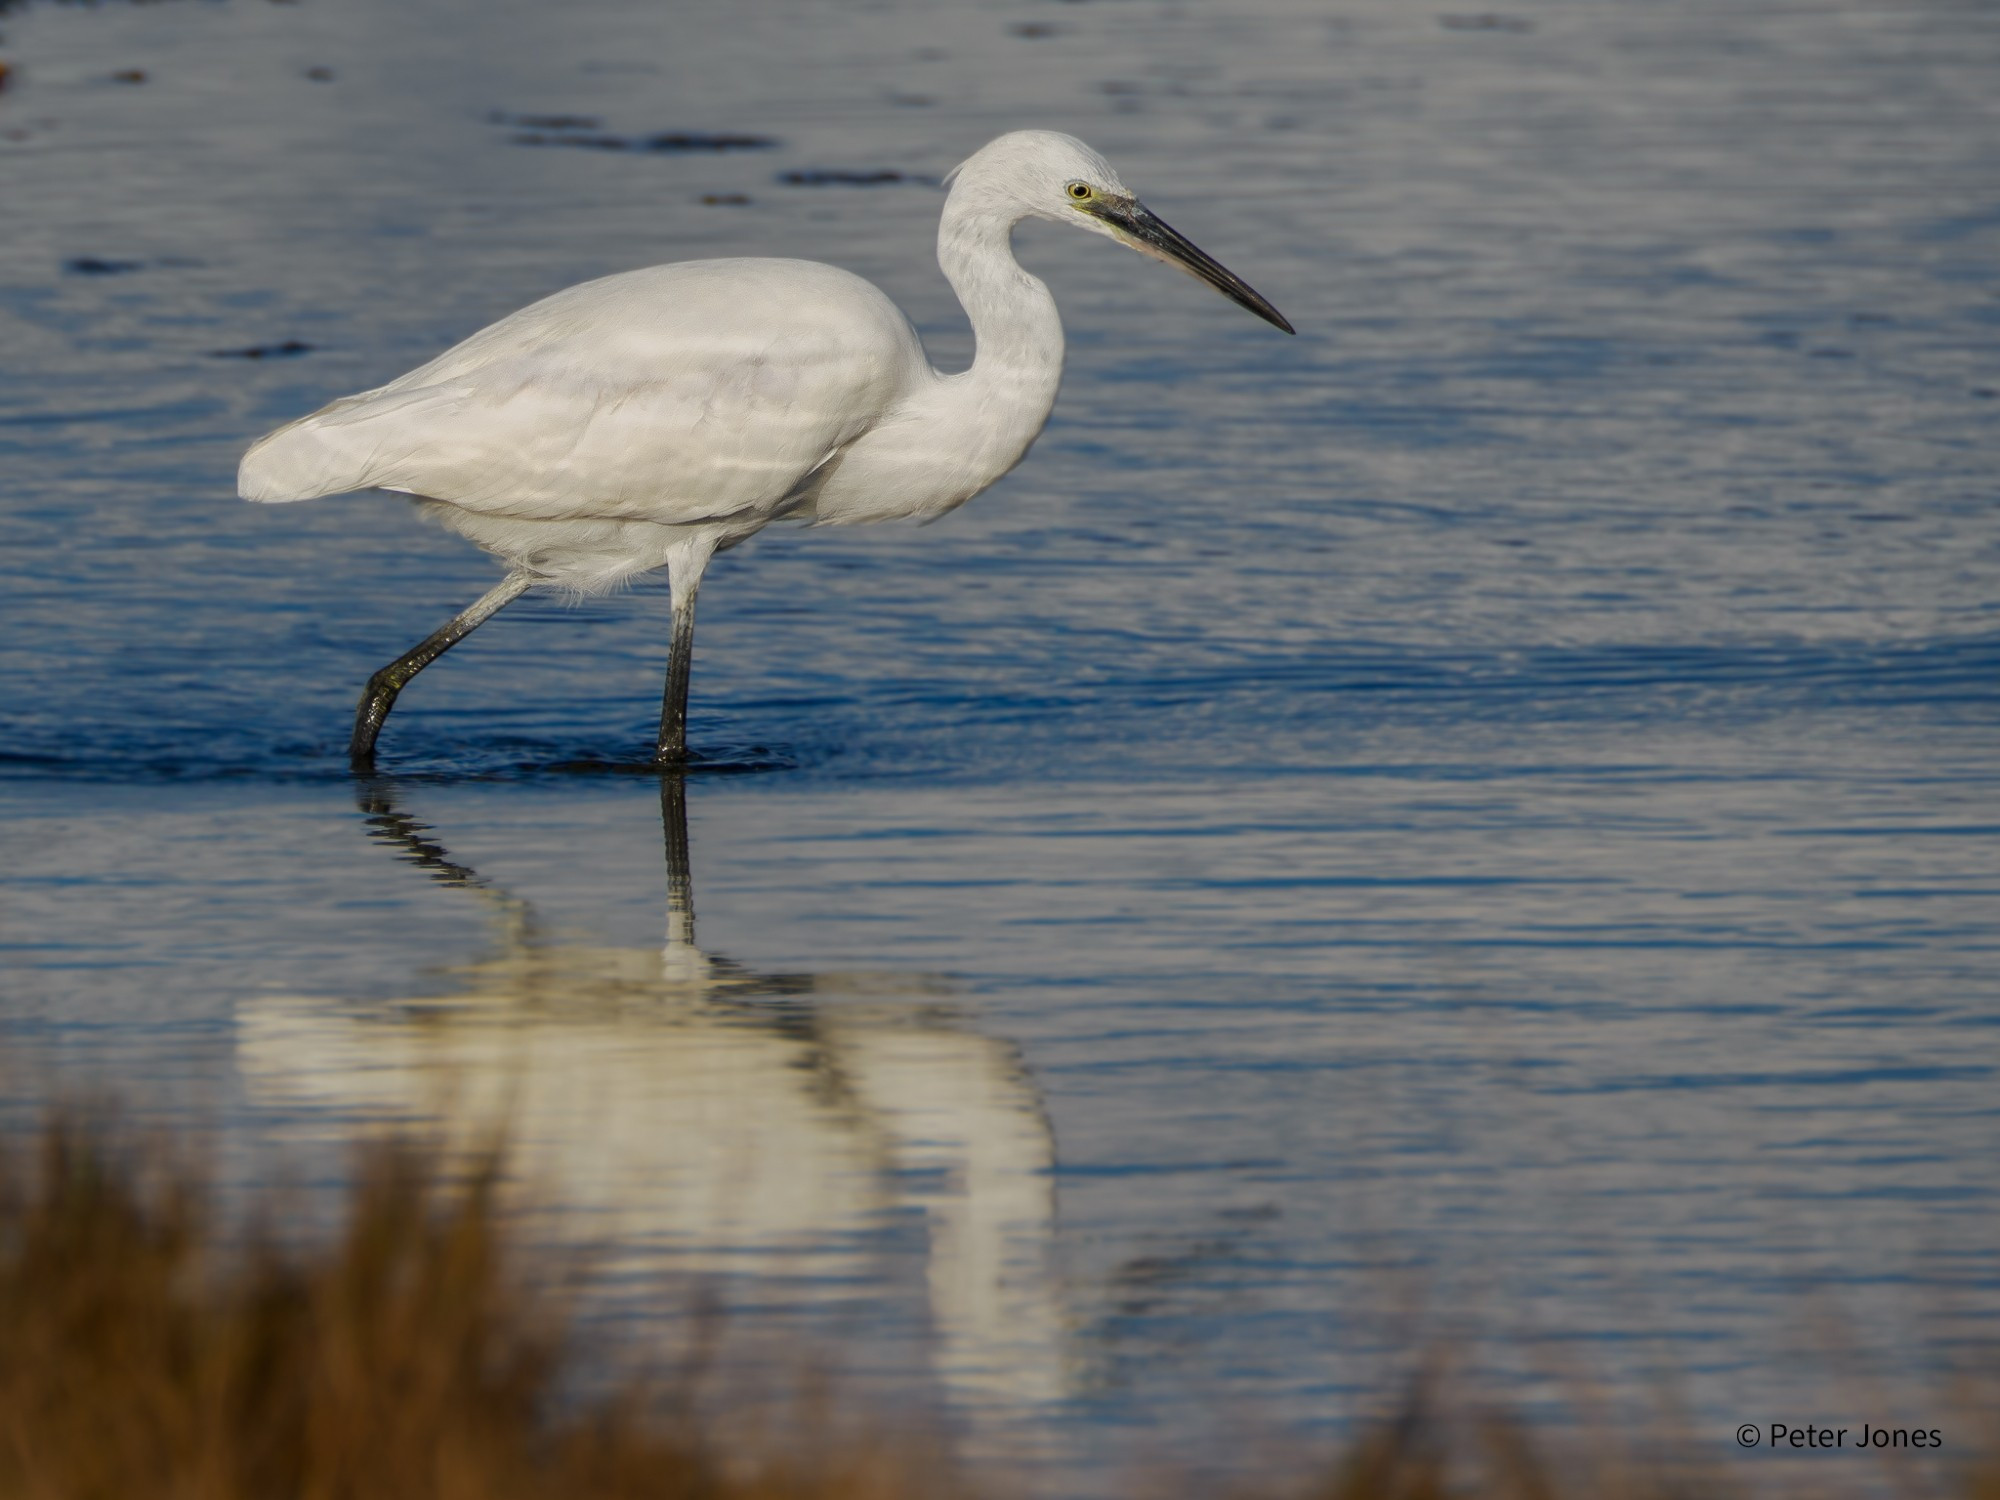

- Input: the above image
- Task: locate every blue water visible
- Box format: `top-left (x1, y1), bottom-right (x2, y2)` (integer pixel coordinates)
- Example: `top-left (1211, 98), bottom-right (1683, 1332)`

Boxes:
top-left (3, 0), bottom-right (1997, 1486)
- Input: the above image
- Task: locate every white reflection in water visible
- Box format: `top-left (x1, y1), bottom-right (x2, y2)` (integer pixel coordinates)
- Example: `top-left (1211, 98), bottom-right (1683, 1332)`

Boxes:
top-left (237, 778), bottom-right (1067, 1418)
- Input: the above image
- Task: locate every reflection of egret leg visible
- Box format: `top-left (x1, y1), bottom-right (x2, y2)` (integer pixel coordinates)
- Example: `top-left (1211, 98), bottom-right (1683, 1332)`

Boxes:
top-left (351, 571), bottom-right (534, 769)
top-left (658, 770), bottom-right (695, 951)
top-left (354, 780), bottom-right (485, 890)
top-left (350, 777), bottom-right (534, 941)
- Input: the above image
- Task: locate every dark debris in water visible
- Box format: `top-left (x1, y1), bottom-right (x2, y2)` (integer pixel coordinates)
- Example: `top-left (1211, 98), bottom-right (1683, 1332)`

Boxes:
top-left (651, 131), bottom-right (777, 151)
top-left (701, 193), bottom-right (752, 206)
top-left (64, 255), bottom-right (143, 275)
top-left (210, 339), bottom-right (314, 359)
top-left (1, 0), bottom-right (305, 6)
top-left (779, 168), bottom-right (938, 187)
top-left (510, 131), bottom-right (632, 151)
top-left (489, 110), bottom-right (602, 130)
top-left (1438, 12), bottom-right (1535, 32)
top-left (491, 112), bottom-right (777, 154)
top-left (518, 131), bottom-right (777, 153)
top-left (109, 66), bottom-right (146, 82)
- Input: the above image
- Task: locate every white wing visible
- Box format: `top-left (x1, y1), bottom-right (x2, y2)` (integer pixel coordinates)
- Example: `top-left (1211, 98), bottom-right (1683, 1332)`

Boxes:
top-left (239, 259), bottom-right (931, 529)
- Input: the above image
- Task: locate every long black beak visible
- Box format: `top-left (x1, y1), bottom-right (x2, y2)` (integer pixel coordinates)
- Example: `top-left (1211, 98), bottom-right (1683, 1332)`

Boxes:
top-left (1087, 198), bottom-right (1295, 334)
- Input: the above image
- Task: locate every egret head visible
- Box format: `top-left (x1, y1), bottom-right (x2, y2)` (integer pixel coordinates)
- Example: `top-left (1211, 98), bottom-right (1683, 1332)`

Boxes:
top-left (948, 130), bottom-right (1294, 334)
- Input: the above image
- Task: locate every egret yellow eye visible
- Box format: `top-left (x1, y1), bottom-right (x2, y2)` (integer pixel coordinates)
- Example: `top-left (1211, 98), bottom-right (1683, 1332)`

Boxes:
top-left (1066, 182), bottom-right (1094, 201)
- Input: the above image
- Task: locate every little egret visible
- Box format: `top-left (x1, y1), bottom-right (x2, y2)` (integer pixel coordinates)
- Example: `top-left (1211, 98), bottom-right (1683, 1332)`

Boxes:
top-left (239, 129), bottom-right (1293, 768)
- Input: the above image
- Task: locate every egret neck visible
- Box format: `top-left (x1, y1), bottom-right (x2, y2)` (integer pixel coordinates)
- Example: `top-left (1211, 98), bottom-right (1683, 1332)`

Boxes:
top-left (799, 181), bottom-right (1068, 529)
top-left (926, 185), bottom-right (1067, 506)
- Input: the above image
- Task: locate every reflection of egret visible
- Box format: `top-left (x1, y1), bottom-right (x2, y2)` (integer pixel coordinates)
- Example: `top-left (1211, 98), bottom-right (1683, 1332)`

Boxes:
top-left (237, 129), bottom-right (1292, 767)
top-left (238, 777), bottom-right (1068, 1416)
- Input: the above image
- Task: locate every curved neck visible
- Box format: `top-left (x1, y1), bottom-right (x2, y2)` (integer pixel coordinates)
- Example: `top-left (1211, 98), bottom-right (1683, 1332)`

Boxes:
top-left (936, 191), bottom-right (1064, 397)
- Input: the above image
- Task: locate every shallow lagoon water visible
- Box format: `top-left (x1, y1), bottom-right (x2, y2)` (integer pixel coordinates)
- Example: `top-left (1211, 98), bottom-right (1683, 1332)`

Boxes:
top-left (3, 0), bottom-right (1998, 1485)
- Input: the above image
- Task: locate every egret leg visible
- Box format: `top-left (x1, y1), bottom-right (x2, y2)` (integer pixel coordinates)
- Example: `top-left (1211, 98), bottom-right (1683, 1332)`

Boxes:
top-left (654, 587), bottom-right (700, 765)
top-left (350, 571), bottom-right (534, 769)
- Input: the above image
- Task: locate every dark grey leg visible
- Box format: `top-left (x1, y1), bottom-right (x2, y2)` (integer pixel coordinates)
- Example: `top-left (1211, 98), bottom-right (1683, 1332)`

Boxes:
top-left (654, 586), bottom-right (699, 766)
top-left (350, 571), bottom-right (533, 769)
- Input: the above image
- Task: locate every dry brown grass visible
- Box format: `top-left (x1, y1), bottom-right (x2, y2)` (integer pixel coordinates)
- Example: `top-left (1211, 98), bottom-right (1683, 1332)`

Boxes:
top-left (0, 1114), bottom-right (957, 1500)
top-left (0, 1111), bottom-right (1990, 1500)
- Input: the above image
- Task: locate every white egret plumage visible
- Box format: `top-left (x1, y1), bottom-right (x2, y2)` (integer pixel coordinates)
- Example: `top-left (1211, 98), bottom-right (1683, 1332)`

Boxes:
top-left (239, 129), bottom-right (1293, 768)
